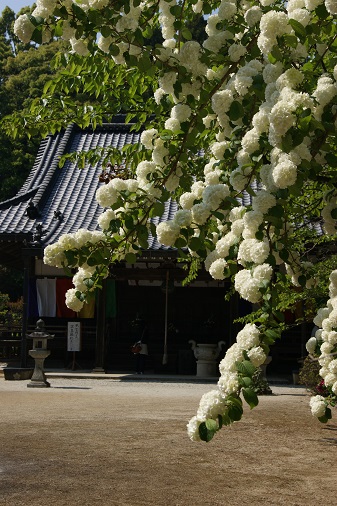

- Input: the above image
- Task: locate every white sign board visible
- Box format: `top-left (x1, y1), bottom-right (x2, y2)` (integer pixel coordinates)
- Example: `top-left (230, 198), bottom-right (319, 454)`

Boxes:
top-left (67, 322), bottom-right (81, 352)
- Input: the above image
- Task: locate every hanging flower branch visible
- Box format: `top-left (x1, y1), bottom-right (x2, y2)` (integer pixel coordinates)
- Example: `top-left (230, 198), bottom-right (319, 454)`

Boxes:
top-left (12, 0), bottom-right (337, 441)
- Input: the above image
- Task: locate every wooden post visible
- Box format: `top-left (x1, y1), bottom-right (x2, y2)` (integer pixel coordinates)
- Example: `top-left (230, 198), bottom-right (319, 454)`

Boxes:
top-left (92, 280), bottom-right (106, 372)
top-left (20, 254), bottom-right (32, 368)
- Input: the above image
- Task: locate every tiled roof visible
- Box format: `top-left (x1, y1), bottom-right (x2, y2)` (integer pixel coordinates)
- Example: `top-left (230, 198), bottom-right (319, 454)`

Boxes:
top-left (0, 121), bottom-right (324, 268)
top-left (0, 121), bottom-right (177, 266)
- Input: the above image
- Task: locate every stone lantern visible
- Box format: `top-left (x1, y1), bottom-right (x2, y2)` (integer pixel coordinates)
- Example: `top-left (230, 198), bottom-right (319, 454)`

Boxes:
top-left (26, 319), bottom-right (54, 388)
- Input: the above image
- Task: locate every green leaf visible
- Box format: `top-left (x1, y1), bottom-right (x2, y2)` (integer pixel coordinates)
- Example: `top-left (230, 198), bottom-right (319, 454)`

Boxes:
top-left (174, 237), bottom-right (187, 248)
top-left (298, 113), bottom-right (312, 132)
top-left (331, 208), bottom-right (337, 220)
top-left (181, 27), bottom-right (192, 40)
top-left (84, 278), bottom-right (95, 289)
top-left (310, 117), bottom-right (325, 132)
top-left (236, 360), bottom-right (256, 377)
top-left (268, 205), bottom-right (284, 218)
top-left (30, 27), bottom-right (42, 44)
top-left (279, 248), bottom-right (289, 262)
top-left (138, 54), bottom-right (152, 73)
top-left (315, 3), bottom-right (329, 19)
top-left (242, 388), bottom-right (259, 409)
top-left (268, 53), bottom-right (277, 64)
top-left (72, 2), bottom-right (87, 20)
top-left (229, 101), bottom-right (244, 121)
top-left (283, 34), bottom-right (299, 48)
top-left (198, 421), bottom-right (215, 442)
top-left (125, 253), bottom-right (137, 264)
top-left (189, 237), bottom-right (203, 251)
top-left (281, 133), bottom-right (293, 153)
top-left (270, 45), bottom-right (283, 62)
top-left (221, 412), bottom-right (232, 426)
top-left (264, 328), bottom-right (281, 344)
top-left (227, 403), bottom-right (243, 422)
top-left (226, 395), bottom-right (242, 408)
top-left (101, 26), bottom-right (111, 38)
top-left (288, 19), bottom-right (306, 40)
top-left (325, 153), bottom-right (337, 168)
top-left (298, 274), bottom-right (307, 287)
top-left (240, 376), bottom-right (252, 388)
top-left (150, 202), bottom-right (165, 218)
top-left (205, 419), bottom-right (218, 432)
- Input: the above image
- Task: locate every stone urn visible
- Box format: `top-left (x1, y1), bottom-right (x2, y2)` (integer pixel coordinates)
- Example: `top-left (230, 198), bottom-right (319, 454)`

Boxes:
top-left (189, 340), bottom-right (226, 377)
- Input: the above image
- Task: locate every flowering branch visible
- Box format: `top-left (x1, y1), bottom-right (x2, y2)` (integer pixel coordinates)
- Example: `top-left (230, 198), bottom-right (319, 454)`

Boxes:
top-left (12, 0), bottom-right (337, 441)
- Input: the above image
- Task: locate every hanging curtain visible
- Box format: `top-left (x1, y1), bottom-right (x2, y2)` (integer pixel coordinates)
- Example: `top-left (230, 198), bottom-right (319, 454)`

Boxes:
top-left (56, 278), bottom-right (76, 318)
top-left (36, 278), bottom-right (56, 317)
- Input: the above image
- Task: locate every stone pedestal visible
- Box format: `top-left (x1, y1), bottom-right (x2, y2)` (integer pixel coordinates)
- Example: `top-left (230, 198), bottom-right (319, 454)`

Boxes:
top-left (27, 348), bottom-right (51, 388)
top-left (260, 355), bottom-right (272, 380)
top-left (189, 340), bottom-right (225, 377)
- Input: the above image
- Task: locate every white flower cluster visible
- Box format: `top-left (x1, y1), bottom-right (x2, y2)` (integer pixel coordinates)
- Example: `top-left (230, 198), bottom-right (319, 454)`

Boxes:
top-left (156, 220), bottom-right (180, 246)
top-left (187, 323), bottom-right (265, 441)
top-left (209, 258), bottom-right (228, 280)
top-left (269, 88), bottom-right (313, 148)
top-left (32, 0), bottom-right (57, 18)
top-left (313, 76), bottom-right (337, 120)
top-left (140, 129), bottom-right (158, 149)
top-left (258, 11), bottom-right (291, 56)
top-left (211, 89), bottom-right (234, 131)
top-left (220, 323), bottom-right (266, 388)
top-left (238, 238), bottom-right (269, 266)
top-left (96, 178), bottom-right (138, 208)
top-left (233, 60), bottom-right (263, 97)
top-left (44, 229), bottom-right (105, 268)
top-left (72, 266), bottom-right (96, 293)
top-left (307, 271), bottom-right (337, 417)
top-left (98, 209), bottom-right (116, 231)
top-left (159, 0), bottom-right (176, 42)
top-left (65, 288), bottom-right (84, 312)
top-left (70, 38), bottom-right (89, 56)
top-left (309, 395), bottom-right (328, 418)
top-left (116, 4), bottom-right (143, 33)
top-left (234, 264), bottom-right (273, 303)
top-left (325, 0), bottom-right (337, 15)
top-left (178, 41), bottom-right (208, 77)
top-left (321, 192), bottom-right (337, 234)
top-left (14, 15), bottom-right (35, 43)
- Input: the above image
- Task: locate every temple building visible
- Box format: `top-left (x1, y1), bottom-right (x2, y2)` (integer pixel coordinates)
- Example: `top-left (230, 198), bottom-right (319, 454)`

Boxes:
top-left (0, 120), bottom-right (306, 376)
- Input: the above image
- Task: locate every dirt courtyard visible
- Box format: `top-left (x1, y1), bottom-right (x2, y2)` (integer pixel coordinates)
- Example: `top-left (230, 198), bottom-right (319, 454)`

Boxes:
top-left (0, 377), bottom-right (336, 506)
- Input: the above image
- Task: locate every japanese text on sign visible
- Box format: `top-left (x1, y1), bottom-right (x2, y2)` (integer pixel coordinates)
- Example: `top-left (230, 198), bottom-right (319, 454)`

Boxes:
top-left (67, 322), bottom-right (81, 352)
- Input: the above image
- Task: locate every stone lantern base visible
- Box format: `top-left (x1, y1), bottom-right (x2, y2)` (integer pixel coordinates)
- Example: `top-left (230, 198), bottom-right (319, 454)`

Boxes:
top-left (27, 349), bottom-right (51, 388)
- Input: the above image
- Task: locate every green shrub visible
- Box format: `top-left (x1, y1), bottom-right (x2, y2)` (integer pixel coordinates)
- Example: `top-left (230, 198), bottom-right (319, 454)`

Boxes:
top-left (299, 356), bottom-right (329, 396)
top-left (251, 369), bottom-right (273, 395)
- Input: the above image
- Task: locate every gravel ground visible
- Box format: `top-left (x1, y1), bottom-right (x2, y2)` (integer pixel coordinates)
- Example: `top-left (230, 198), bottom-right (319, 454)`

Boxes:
top-left (0, 377), bottom-right (336, 506)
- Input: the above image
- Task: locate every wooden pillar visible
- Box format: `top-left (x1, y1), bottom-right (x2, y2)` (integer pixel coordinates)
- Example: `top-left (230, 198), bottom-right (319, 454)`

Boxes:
top-left (229, 292), bottom-right (240, 346)
top-left (20, 252), bottom-right (34, 368)
top-left (92, 281), bottom-right (106, 372)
